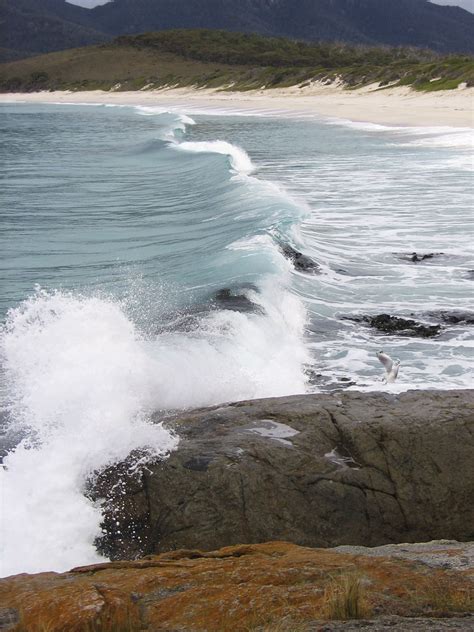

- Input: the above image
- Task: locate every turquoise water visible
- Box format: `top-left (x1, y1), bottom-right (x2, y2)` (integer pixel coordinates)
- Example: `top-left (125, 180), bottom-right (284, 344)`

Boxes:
top-left (0, 102), bottom-right (473, 575)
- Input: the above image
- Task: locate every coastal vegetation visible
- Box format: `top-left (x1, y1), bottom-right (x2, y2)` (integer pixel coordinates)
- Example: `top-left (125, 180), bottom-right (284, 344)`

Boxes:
top-left (0, 29), bottom-right (473, 93)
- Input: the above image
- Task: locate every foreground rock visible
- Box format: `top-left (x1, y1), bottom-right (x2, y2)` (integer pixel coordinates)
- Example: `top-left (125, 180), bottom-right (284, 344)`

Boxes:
top-left (92, 390), bottom-right (474, 560)
top-left (1, 541), bottom-right (473, 632)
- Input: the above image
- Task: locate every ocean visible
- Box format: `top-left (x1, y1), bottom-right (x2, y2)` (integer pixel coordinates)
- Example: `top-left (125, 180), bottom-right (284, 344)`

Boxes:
top-left (0, 102), bottom-right (473, 576)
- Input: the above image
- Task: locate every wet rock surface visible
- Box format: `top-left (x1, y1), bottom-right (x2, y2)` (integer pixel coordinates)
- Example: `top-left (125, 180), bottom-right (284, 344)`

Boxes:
top-left (279, 243), bottom-right (321, 273)
top-left (424, 310), bottom-right (474, 326)
top-left (345, 313), bottom-right (442, 337)
top-left (212, 287), bottom-right (263, 313)
top-left (91, 389), bottom-right (474, 560)
top-left (398, 252), bottom-right (445, 263)
top-left (1, 541), bottom-right (473, 632)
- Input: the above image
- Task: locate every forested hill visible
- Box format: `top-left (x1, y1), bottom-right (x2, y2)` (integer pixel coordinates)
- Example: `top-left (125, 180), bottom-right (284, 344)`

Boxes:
top-left (1, 0), bottom-right (474, 62)
top-left (0, 0), bottom-right (107, 61)
top-left (1, 30), bottom-right (473, 94)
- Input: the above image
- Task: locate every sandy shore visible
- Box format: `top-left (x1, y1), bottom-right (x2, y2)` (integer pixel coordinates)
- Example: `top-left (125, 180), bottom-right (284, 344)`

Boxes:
top-left (1, 82), bottom-right (473, 127)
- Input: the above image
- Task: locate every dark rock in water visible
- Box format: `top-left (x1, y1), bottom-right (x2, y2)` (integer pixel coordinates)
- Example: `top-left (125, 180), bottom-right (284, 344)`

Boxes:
top-left (397, 252), bottom-right (444, 263)
top-left (344, 313), bottom-right (441, 337)
top-left (410, 252), bottom-right (442, 262)
top-left (465, 270), bottom-right (474, 280)
top-left (279, 243), bottom-right (321, 274)
top-left (212, 287), bottom-right (263, 314)
top-left (424, 311), bottom-right (474, 326)
top-left (90, 389), bottom-right (474, 560)
top-left (304, 368), bottom-right (356, 391)
top-left (368, 314), bottom-right (441, 337)
top-left (159, 286), bottom-right (263, 333)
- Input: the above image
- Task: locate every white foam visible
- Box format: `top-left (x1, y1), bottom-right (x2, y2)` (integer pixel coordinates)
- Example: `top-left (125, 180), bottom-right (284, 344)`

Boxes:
top-left (401, 130), bottom-right (474, 150)
top-left (0, 281), bottom-right (309, 576)
top-left (0, 289), bottom-right (178, 577)
top-left (326, 118), bottom-right (400, 132)
top-left (145, 279), bottom-right (309, 408)
top-left (132, 107), bottom-right (197, 142)
top-left (176, 140), bottom-right (255, 174)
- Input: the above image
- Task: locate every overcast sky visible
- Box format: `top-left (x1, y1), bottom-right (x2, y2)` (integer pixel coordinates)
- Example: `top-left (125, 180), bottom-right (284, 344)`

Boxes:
top-left (67, 0), bottom-right (474, 12)
top-left (430, 0), bottom-right (474, 11)
top-left (68, 0), bottom-right (109, 7)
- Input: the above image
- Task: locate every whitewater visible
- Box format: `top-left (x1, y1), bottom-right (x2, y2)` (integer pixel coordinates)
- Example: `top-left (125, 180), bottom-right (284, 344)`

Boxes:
top-left (0, 103), bottom-right (473, 576)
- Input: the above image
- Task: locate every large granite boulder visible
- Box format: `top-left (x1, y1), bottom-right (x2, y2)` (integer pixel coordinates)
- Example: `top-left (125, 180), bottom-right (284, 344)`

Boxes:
top-left (91, 390), bottom-right (474, 560)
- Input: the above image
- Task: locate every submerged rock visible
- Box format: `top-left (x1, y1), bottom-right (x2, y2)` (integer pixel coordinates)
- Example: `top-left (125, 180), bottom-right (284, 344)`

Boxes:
top-left (345, 313), bottom-right (441, 337)
top-left (424, 310), bottom-right (474, 326)
top-left (1, 541), bottom-right (472, 632)
top-left (212, 287), bottom-right (263, 314)
top-left (368, 314), bottom-right (441, 337)
top-left (398, 252), bottom-right (445, 263)
top-left (90, 389), bottom-right (474, 560)
top-left (279, 243), bottom-right (321, 273)
top-left (156, 285), bottom-right (263, 333)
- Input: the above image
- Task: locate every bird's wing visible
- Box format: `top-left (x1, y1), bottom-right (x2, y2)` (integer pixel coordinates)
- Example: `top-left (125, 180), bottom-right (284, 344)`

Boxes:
top-left (377, 352), bottom-right (393, 372)
top-left (391, 363), bottom-right (400, 380)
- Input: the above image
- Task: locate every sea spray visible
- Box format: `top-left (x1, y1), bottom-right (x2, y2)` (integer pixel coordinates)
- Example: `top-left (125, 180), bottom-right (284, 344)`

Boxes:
top-left (0, 281), bottom-right (309, 575)
top-left (0, 289), bottom-right (178, 576)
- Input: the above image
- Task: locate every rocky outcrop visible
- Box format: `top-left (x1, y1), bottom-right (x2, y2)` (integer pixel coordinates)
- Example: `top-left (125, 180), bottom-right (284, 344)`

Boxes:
top-left (279, 243), bottom-right (321, 273)
top-left (408, 252), bottom-right (444, 263)
top-left (425, 311), bottom-right (474, 326)
top-left (344, 314), bottom-right (441, 337)
top-left (91, 390), bottom-right (474, 561)
top-left (212, 287), bottom-right (262, 313)
top-left (1, 541), bottom-right (473, 632)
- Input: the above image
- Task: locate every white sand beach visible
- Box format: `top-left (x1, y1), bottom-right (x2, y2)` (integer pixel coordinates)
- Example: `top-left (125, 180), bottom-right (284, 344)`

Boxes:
top-left (1, 82), bottom-right (473, 128)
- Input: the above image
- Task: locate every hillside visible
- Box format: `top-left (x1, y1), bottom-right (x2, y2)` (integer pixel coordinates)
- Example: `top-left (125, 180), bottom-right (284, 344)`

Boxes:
top-left (1, 30), bottom-right (473, 94)
top-left (0, 0), bottom-right (107, 61)
top-left (1, 0), bottom-right (474, 61)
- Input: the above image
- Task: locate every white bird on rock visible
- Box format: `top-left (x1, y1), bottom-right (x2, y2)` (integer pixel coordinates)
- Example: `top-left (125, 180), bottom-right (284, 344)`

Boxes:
top-left (377, 350), bottom-right (400, 383)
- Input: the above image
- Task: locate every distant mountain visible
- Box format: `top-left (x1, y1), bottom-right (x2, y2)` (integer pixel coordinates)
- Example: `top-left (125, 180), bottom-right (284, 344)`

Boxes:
top-left (1, 0), bottom-right (474, 61)
top-left (0, 0), bottom-right (107, 60)
top-left (88, 0), bottom-right (474, 53)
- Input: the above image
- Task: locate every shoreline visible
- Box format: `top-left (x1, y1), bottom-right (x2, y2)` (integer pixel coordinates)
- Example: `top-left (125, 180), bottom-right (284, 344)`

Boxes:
top-left (1, 83), bottom-right (473, 127)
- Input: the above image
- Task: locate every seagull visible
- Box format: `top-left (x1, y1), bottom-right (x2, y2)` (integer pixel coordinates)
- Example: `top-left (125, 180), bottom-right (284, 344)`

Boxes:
top-left (377, 350), bottom-right (400, 383)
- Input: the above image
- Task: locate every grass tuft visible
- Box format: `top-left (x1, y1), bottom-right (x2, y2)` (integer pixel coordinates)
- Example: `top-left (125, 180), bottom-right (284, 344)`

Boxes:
top-left (412, 579), bottom-right (474, 616)
top-left (322, 573), bottom-right (371, 620)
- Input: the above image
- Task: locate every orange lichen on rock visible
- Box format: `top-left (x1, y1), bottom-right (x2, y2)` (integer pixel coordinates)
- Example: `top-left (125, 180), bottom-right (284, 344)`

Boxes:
top-left (0, 542), bottom-right (472, 631)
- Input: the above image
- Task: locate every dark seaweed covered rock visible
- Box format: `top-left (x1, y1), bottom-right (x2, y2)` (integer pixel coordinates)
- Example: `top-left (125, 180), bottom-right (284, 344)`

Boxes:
top-left (90, 389), bottom-right (474, 561)
top-left (279, 243), bottom-right (320, 274)
top-left (410, 252), bottom-right (443, 262)
top-left (424, 311), bottom-right (474, 326)
top-left (212, 287), bottom-right (263, 313)
top-left (398, 252), bottom-right (445, 263)
top-left (344, 313), bottom-right (441, 337)
top-left (368, 314), bottom-right (441, 337)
